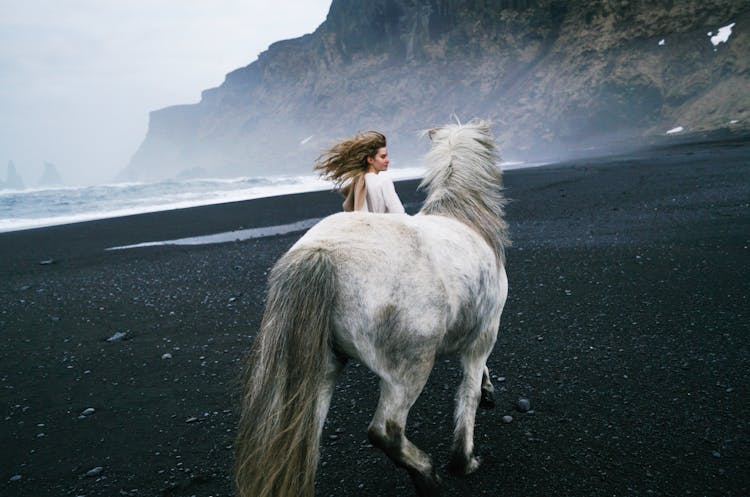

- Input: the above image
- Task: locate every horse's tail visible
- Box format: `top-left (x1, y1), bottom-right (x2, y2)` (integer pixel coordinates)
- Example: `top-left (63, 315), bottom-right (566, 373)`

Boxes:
top-left (235, 246), bottom-right (337, 497)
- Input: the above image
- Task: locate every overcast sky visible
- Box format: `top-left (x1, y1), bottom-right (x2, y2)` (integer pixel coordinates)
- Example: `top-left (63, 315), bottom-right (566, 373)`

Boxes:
top-left (0, 0), bottom-right (332, 186)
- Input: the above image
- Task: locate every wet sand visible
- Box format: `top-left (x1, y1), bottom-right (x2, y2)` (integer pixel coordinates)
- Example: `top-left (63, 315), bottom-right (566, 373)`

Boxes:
top-left (1, 137), bottom-right (748, 496)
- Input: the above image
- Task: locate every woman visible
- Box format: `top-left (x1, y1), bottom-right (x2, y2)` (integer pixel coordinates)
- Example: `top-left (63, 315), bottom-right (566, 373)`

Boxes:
top-left (315, 130), bottom-right (405, 213)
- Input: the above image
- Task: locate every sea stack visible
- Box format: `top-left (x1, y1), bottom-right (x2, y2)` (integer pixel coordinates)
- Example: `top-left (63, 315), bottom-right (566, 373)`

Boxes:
top-left (4, 160), bottom-right (25, 190)
top-left (38, 161), bottom-right (63, 187)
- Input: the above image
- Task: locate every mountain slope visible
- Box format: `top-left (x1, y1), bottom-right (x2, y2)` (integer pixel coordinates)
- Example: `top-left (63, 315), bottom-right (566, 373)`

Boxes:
top-left (123, 0), bottom-right (750, 180)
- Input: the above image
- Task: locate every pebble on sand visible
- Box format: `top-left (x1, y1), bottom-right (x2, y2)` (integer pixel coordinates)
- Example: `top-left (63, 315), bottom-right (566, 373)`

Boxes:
top-left (9, 475), bottom-right (22, 482)
top-left (106, 331), bottom-right (127, 342)
top-left (502, 415), bottom-right (513, 424)
top-left (81, 407), bottom-right (96, 416)
top-left (85, 466), bottom-right (104, 477)
top-left (161, 353), bottom-right (173, 359)
top-left (517, 398), bottom-right (531, 412)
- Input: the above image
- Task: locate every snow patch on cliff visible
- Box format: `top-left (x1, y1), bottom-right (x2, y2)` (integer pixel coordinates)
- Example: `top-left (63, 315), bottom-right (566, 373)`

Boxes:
top-left (708, 22), bottom-right (735, 46)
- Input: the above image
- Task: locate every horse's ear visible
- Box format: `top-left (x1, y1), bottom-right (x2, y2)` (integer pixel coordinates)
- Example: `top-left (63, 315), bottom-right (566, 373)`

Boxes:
top-left (475, 119), bottom-right (492, 135)
top-left (427, 128), bottom-right (439, 141)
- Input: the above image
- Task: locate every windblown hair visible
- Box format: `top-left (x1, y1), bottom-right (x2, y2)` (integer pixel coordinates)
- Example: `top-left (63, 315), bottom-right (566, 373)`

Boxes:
top-left (314, 130), bottom-right (386, 191)
top-left (235, 248), bottom-right (337, 497)
top-left (419, 119), bottom-right (510, 264)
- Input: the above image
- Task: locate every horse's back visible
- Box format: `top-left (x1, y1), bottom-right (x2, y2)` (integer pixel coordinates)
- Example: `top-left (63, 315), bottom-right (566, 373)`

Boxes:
top-left (292, 212), bottom-right (497, 291)
top-left (292, 211), bottom-right (447, 309)
top-left (289, 212), bottom-right (504, 361)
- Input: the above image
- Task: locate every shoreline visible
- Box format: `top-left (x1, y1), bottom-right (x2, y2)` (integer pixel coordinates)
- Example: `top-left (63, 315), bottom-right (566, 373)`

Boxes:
top-left (8, 131), bottom-right (744, 236)
top-left (4, 130), bottom-right (747, 238)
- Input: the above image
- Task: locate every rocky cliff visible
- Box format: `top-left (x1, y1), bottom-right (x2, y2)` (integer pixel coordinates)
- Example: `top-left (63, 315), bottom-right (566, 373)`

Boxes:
top-left (123, 0), bottom-right (750, 181)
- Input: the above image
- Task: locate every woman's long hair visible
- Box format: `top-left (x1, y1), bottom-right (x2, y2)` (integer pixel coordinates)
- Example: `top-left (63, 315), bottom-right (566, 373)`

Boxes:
top-left (314, 131), bottom-right (386, 192)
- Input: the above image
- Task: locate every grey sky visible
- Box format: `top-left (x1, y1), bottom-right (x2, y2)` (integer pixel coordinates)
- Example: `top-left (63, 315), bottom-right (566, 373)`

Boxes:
top-left (0, 0), bottom-right (331, 186)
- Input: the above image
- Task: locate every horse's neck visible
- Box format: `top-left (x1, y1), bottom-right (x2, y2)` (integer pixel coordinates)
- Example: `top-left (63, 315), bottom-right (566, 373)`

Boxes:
top-left (420, 189), bottom-right (508, 266)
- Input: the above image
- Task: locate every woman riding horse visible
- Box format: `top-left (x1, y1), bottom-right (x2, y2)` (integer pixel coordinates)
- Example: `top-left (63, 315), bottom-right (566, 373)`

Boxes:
top-left (236, 120), bottom-right (509, 497)
top-left (315, 130), bottom-right (405, 214)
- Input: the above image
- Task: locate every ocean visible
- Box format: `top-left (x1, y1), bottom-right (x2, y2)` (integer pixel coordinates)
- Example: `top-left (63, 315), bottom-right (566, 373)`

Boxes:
top-left (0, 162), bottom-right (532, 234)
top-left (0, 167), bottom-right (424, 233)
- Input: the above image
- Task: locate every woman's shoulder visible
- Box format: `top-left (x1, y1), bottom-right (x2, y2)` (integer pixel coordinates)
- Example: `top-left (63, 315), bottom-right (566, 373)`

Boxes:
top-left (364, 172), bottom-right (393, 186)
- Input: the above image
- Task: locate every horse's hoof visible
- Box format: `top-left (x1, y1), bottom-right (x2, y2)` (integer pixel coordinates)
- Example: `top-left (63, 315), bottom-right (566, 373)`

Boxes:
top-left (479, 388), bottom-right (495, 409)
top-left (465, 455), bottom-right (482, 474)
top-left (447, 454), bottom-right (482, 476)
top-left (410, 468), bottom-right (443, 497)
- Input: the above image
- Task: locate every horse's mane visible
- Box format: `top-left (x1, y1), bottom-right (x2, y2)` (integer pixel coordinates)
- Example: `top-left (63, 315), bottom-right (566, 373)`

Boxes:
top-left (419, 119), bottom-right (510, 264)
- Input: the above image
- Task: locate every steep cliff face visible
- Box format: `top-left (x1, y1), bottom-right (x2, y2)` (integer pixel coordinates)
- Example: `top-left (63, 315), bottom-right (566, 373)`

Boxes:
top-left (123, 0), bottom-right (750, 180)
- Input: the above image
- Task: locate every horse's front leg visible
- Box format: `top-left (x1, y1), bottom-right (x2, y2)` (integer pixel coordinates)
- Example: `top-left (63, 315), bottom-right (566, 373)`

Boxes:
top-left (448, 323), bottom-right (500, 476)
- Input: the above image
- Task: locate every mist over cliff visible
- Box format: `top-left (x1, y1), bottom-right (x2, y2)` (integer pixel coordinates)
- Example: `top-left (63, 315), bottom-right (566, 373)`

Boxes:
top-left (122, 0), bottom-right (750, 181)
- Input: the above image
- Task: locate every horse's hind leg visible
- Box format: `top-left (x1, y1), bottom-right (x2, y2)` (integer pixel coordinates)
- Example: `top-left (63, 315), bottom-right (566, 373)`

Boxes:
top-left (448, 343), bottom-right (495, 476)
top-left (315, 351), bottom-right (347, 440)
top-left (368, 366), bottom-right (442, 497)
top-left (479, 365), bottom-right (496, 408)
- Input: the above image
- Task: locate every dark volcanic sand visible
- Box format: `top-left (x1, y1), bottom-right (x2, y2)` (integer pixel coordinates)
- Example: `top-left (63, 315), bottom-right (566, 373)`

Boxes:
top-left (1, 139), bottom-right (748, 497)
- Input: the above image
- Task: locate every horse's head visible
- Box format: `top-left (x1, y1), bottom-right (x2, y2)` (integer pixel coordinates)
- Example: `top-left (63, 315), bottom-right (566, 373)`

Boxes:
top-left (421, 119), bottom-right (499, 184)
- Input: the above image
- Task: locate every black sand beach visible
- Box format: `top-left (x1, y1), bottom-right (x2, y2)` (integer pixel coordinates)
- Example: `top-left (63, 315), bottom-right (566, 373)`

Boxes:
top-left (1, 138), bottom-right (748, 497)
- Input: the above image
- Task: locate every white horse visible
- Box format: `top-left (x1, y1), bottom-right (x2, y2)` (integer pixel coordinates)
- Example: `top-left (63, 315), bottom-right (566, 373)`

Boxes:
top-left (235, 120), bottom-right (510, 497)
